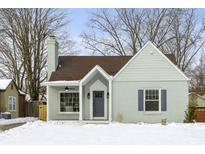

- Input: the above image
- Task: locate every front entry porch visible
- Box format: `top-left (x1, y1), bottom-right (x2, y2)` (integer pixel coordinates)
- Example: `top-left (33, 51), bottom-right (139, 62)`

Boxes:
top-left (45, 65), bottom-right (112, 122)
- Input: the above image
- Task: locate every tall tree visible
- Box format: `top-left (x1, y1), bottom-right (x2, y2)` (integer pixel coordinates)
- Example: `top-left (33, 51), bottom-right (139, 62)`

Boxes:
top-left (190, 51), bottom-right (205, 95)
top-left (0, 8), bottom-right (72, 100)
top-left (82, 8), bottom-right (205, 71)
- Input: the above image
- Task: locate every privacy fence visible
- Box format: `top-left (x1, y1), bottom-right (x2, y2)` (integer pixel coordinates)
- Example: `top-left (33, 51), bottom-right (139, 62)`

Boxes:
top-left (25, 101), bottom-right (46, 117)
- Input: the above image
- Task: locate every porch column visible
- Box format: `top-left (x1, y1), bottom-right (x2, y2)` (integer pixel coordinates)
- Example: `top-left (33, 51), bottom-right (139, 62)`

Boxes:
top-left (79, 83), bottom-right (83, 120)
top-left (109, 79), bottom-right (112, 122)
top-left (46, 85), bottom-right (50, 121)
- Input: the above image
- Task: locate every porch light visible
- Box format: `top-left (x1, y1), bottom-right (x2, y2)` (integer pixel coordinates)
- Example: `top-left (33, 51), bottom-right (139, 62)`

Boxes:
top-left (87, 92), bottom-right (90, 99)
top-left (107, 92), bottom-right (109, 99)
top-left (65, 86), bottom-right (69, 91)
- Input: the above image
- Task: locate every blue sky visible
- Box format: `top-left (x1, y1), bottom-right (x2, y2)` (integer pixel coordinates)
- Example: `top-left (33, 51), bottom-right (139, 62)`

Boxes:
top-left (69, 8), bottom-right (96, 38)
top-left (66, 8), bottom-right (205, 56)
top-left (68, 8), bottom-right (205, 39)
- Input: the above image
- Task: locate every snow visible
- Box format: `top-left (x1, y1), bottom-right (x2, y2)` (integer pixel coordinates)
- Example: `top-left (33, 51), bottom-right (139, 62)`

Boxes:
top-left (0, 79), bottom-right (12, 90)
top-left (19, 90), bottom-right (26, 95)
top-left (0, 117), bottom-right (37, 125)
top-left (0, 121), bottom-right (205, 144)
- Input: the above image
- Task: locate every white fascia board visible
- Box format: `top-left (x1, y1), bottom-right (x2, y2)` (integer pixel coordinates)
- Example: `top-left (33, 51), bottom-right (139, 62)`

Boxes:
top-left (42, 80), bottom-right (80, 86)
top-left (149, 42), bottom-right (190, 81)
top-left (80, 65), bottom-right (112, 84)
top-left (114, 41), bottom-right (190, 81)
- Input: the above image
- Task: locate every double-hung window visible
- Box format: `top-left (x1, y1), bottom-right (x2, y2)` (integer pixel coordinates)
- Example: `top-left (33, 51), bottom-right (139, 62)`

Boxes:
top-left (145, 89), bottom-right (159, 112)
top-left (59, 92), bottom-right (79, 113)
top-left (8, 96), bottom-right (16, 111)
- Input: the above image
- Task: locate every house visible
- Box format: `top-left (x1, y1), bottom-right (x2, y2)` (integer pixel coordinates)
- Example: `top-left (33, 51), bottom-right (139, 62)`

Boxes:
top-left (0, 79), bottom-right (26, 118)
top-left (189, 92), bottom-right (205, 122)
top-left (44, 36), bottom-right (189, 123)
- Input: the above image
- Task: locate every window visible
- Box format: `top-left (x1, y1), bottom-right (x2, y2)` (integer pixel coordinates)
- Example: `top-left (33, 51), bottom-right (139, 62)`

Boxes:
top-left (145, 89), bottom-right (159, 111)
top-left (8, 96), bottom-right (16, 111)
top-left (59, 92), bottom-right (79, 112)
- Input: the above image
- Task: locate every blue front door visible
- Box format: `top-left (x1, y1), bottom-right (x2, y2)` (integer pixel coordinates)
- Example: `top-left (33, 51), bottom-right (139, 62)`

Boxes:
top-left (93, 91), bottom-right (104, 117)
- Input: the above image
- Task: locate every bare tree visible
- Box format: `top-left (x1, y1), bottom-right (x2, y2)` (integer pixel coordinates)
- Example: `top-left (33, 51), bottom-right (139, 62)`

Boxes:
top-left (82, 8), bottom-right (205, 71)
top-left (190, 51), bottom-right (205, 95)
top-left (0, 8), bottom-right (71, 100)
top-left (82, 9), bottom-right (174, 55)
top-left (165, 9), bottom-right (205, 71)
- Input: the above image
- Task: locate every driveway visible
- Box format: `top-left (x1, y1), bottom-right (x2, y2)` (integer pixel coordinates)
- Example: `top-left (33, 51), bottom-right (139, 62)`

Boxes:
top-left (0, 122), bottom-right (25, 132)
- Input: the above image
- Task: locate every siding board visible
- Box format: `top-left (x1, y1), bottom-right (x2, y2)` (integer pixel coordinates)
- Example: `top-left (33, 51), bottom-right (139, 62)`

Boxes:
top-left (114, 43), bottom-right (186, 81)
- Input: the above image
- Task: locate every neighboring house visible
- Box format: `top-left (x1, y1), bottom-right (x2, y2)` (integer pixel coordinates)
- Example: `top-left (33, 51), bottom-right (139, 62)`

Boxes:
top-left (44, 36), bottom-right (189, 123)
top-left (0, 79), bottom-right (26, 118)
top-left (189, 92), bottom-right (205, 122)
top-left (189, 92), bottom-right (205, 108)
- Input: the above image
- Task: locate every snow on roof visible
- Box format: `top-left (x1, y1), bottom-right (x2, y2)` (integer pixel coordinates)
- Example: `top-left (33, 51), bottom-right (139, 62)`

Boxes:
top-left (0, 79), bottom-right (12, 90)
top-left (19, 90), bottom-right (26, 95)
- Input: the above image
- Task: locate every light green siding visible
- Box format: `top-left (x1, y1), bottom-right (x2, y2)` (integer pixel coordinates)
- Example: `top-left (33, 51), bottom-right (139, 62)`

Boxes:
top-left (114, 43), bottom-right (187, 81)
top-left (112, 81), bottom-right (188, 123)
top-left (48, 86), bottom-right (79, 120)
top-left (113, 43), bottom-right (189, 123)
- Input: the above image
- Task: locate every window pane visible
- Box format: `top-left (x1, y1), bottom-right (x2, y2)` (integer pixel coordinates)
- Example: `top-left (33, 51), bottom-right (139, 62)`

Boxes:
top-left (145, 101), bottom-right (159, 111)
top-left (60, 92), bottom-right (79, 112)
top-left (145, 90), bottom-right (159, 100)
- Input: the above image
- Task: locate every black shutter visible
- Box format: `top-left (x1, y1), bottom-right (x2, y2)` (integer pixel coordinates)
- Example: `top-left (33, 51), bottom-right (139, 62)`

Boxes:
top-left (138, 89), bottom-right (144, 111)
top-left (161, 89), bottom-right (167, 111)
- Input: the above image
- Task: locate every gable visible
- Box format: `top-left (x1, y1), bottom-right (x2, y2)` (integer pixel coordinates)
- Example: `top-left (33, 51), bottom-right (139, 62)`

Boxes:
top-left (114, 42), bottom-right (189, 81)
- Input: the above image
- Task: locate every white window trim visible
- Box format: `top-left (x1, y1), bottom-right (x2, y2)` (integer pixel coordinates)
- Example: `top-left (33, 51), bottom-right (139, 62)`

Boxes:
top-left (58, 90), bottom-right (80, 114)
top-left (143, 89), bottom-right (161, 113)
top-left (8, 96), bottom-right (16, 112)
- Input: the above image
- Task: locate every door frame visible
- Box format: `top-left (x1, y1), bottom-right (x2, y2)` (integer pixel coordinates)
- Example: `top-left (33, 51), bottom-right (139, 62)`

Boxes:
top-left (90, 80), bottom-right (107, 120)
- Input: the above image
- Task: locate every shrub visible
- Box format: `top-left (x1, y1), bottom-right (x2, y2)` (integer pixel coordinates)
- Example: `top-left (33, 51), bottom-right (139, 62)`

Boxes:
top-left (184, 93), bottom-right (198, 123)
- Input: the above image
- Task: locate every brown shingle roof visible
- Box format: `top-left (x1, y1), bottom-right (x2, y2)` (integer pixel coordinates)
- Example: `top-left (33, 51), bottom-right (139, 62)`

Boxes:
top-left (49, 54), bottom-right (176, 81)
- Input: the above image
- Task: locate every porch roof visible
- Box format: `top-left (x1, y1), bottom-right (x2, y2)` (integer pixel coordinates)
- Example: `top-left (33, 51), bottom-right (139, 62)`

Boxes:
top-left (42, 80), bottom-right (80, 86)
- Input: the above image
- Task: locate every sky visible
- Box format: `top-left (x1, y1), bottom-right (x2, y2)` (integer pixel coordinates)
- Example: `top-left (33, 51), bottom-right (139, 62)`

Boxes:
top-left (68, 8), bottom-right (205, 38)
top-left (66, 8), bottom-right (205, 57)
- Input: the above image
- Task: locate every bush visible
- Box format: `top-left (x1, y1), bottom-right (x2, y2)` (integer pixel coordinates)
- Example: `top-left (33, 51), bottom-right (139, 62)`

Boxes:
top-left (184, 93), bottom-right (198, 123)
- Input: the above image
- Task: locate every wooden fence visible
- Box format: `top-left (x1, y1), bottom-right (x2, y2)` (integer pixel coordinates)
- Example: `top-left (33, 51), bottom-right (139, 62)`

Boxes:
top-left (25, 101), bottom-right (40, 117)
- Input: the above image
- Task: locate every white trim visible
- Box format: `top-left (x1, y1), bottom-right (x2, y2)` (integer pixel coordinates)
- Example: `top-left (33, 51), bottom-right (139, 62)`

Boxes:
top-left (79, 83), bottom-right (83, 120)
top-left (58, 112), bottom-right (79, 114)
top-left (80, 65), bottom-right (111, 85)
top-left (150, 42), bottom-right (190, 81)
top-left (58, 91), bottom-right (80, 114)
top-left (42, 80), bottom-right (80, 86)
top-left (143, 89), bottom-right (161, 113)
top-left (47, 85), bottom-right (49, 121)
top-left (114, 41), bottom-right (190, 81)
top-left (8, 96), bottom-right (16, 112)
top-left (89, 80), bottom-right (107, 120)
top-left (109, 79), bottom-right (112, 122)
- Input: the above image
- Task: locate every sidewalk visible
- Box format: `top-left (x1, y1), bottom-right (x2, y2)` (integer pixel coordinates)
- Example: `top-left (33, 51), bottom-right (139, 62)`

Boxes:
top-left (0, 122), bottom-right (25, 132)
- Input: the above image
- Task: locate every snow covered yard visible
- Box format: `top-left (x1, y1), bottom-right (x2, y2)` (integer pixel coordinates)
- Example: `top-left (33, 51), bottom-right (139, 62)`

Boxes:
top-left (0, 121), bottom-right (205, 145)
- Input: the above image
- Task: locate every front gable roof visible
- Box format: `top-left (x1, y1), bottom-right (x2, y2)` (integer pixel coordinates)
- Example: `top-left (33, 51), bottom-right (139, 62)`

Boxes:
top-left (114, 42), bottom-right (189, 81)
